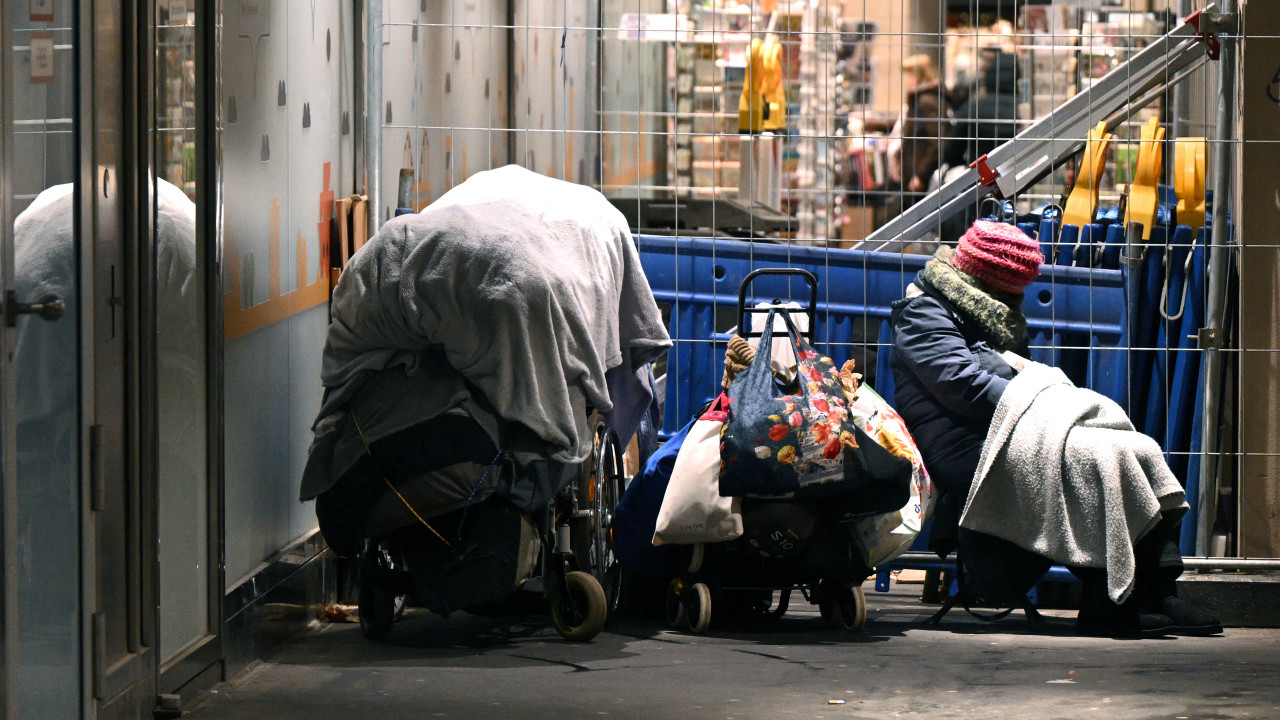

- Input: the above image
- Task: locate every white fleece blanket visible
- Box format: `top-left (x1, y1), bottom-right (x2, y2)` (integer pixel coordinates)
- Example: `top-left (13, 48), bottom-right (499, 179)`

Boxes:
top-left (305, 166), bottom-right (670, 499)
top-left (960, 363), bottom-right (1187, 604)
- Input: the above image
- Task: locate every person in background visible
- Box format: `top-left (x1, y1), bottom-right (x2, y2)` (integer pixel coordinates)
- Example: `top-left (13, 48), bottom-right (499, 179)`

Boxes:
top-left (890, 219), bottom-right (1222, 638)
top-left (939, 49), bottom-right (1022, 242)
top-left (887, 54), bottom-right (946, 211)
top-left (945, 49), bottom-right (1020, 168)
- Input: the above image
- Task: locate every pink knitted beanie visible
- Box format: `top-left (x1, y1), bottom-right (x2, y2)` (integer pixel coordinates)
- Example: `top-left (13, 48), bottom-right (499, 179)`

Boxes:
top-left (951, 220), bottom-right (1044, 294)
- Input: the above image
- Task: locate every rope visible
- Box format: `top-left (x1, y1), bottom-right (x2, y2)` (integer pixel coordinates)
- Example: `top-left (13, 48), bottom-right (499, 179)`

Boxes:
top-left (453, 451), bottom-right (507, 544)
top-left (349, 411), bottom-right (451, 549)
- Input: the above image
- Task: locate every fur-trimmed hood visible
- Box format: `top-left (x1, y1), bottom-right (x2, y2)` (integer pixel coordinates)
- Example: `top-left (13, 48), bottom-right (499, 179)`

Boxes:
top-left (916, 246), bottom-right (1027, 352)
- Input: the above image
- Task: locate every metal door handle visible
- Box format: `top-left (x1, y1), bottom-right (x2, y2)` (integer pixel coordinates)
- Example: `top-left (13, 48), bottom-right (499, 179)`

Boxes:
top-left (3, 291), bottom-right (65, 327)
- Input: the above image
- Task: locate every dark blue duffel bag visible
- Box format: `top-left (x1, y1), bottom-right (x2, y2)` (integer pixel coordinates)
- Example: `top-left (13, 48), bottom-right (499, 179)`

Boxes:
top-left (612, 417), bottom-right (693, 580)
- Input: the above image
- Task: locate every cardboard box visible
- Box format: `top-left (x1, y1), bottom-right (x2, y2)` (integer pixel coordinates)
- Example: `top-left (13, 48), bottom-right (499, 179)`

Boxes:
top-left (833, 204), bottom-right (878, 247)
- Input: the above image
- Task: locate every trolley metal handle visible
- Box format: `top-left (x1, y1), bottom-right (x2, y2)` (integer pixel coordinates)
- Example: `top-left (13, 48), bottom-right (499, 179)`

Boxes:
top-left (736, 268), bottom-right (818, 341)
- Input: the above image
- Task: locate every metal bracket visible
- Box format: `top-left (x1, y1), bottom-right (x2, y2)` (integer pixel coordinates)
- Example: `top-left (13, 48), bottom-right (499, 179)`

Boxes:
top-left (970, 155), bottom-right (1000, 187)
top-left (1186, 10), bottom-right (1237, 61)
top-left (1121, 222), bottom-right (1146, 266)
top-left (1198, 12), bottom-right (1239, 35)
top-left (1197, 327), bottom-right (1225, 349)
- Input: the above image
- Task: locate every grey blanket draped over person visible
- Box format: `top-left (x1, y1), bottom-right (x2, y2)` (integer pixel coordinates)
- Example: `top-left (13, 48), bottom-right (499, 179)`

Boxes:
top-left (300, 165), bottom-right (671, 502)
top-left (891, 219), bottom-right (1220, 636)
top-left (961, 363), bottom-right (1188, 604)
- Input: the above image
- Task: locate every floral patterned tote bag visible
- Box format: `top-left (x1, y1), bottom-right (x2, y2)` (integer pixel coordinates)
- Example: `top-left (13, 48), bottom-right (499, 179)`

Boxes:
top-left (718, 309), bottom-right (911, 514)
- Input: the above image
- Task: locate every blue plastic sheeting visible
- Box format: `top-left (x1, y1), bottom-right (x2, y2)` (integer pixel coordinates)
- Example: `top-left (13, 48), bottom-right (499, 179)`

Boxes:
top-left (636, 234), bottom-right (1126, 438)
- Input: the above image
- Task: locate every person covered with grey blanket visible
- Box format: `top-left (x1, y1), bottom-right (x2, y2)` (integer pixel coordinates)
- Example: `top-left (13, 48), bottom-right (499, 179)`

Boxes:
top-left (889, 219), bottom-right (1220, 638)
top-left (300, 166), bottom-right (671, 555)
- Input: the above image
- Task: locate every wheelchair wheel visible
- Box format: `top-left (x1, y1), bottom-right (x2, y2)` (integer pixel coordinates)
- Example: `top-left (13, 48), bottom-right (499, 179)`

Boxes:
top-left (550, 570), bottom-right (608, 641)
top-left (576, 415), bottom-right (624, 613)
top-left (819, 580), bottom-right (867, 632)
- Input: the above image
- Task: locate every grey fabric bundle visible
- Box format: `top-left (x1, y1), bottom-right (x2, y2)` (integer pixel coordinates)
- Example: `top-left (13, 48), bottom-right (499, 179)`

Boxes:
top-left (960, 363), bottom-right (1187, 604)
top-left (301, 165), bottom-right (670, 501)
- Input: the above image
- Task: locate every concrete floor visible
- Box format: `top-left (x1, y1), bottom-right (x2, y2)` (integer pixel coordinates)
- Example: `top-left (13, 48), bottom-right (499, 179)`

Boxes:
top-left (185, 584), bottom-right (1280, 720)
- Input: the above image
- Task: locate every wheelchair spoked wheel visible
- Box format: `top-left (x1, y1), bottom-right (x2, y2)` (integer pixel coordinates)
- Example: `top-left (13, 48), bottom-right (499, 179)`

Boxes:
top-left (358, 544), bottom-right (407, 640)
top-left (576, 414), bottom-right (625, 613)
top-left (550, 570), bottom-right (608, 641)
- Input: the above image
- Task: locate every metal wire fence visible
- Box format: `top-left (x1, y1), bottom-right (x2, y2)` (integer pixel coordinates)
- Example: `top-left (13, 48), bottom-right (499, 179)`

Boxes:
top-left (369, 0), bottom-right (1274, 558)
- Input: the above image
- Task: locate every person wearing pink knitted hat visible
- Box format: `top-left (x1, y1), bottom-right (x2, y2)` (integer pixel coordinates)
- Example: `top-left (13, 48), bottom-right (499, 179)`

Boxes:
top-left (887, 220), bottom-right (1040, 569)
top-left (888, 218), bottom-right (1220, 639)
top-left (950, 220), bottom-right (1044, 294)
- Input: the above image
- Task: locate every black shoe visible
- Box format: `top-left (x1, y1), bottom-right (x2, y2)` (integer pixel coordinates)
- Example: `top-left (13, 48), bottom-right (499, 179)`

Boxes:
top-left (1077, 608), bottom-right (1174, 639)
top-left (1158, 596), bottom-right (1223, 636)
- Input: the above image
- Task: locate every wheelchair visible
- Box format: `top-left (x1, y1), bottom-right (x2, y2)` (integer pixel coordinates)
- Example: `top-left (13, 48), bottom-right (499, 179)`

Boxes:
top-left (352, 412), bottom-right (626, 642)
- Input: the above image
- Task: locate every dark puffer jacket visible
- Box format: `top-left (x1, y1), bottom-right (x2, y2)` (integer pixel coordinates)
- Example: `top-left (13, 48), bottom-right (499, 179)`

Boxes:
top-left (891, 274), bottom-right (1029, 555)
top-left (889, 275), bottom-right (1026, 499)
top-left (900, 81), bottom-right (946, 191)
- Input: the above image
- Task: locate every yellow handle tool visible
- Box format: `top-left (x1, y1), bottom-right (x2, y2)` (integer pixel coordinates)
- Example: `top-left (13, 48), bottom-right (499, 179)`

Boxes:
top-left (1062, 121), bottom-right (1114, 229)
top-left (739, 38), bottom-right (766, 133)
top-left (1123, 117), bottom-right (1165, 240)
top-left (761, 35), bottom-right (786, 132)
top-left (1174, 137), bottom-right (1207, 235)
